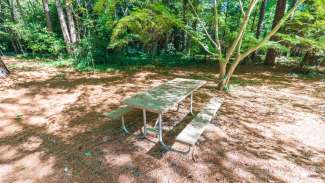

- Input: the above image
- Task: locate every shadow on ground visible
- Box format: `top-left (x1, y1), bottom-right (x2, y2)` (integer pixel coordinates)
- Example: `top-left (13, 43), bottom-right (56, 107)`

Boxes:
top-left (0, 56), bottom-right (324, 182)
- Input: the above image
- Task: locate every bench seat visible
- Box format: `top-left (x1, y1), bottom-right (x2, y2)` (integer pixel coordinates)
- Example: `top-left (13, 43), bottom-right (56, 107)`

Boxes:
top-left (176, 97), bottom-right (222, 145)
top-left (106, 106), bottom-right (133, 120)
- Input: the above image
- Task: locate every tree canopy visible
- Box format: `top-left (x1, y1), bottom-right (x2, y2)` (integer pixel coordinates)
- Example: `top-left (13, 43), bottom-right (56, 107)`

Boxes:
top-left (0, 0), bottom-right (324, 89)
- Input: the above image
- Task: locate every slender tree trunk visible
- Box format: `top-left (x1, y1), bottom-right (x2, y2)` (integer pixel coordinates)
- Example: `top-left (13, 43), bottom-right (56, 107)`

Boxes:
top-left (0, 58), bottom-right (10, 78)
top-left (42, 0), bottom-right (53, 32)
top-left (8, 0), bottom-right (17, 22)
top-left (66, 2), bottom-right (77, 43)
top-left (55, 0), bottom-right (72, 52)
top-left (6, 0), bottom-right (25, 54)
top-left (250, 6), bottom-right (258, 32)
top-left (252, 0), bottom-right (267, 59)
top-left (290, 0), bottom-right (298, 9)
top-left (264, 0), bottom-right (286, 65)
top-left (182, 0), bottom-right (188, 52)
top-left (256, 0), bottom-right (267, 38)
top-left (15, 0), bottom-right (23, 19)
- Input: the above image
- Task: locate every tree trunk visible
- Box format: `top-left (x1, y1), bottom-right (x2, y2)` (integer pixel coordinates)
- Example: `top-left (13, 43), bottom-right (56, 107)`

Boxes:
top-left (42, 0), bottom-right (53, 32)
top-left (264, 0), bottom-right (286, 65)
top-left (0, 58), bottom-right (10, 78)
top-left (250, 6), bottom-right (258, 32)
top-left (301, 51), bottom-right (315, 66)
top-left (66, 2), bottom-right (77, 43)
top-left (256, 0), bottom-right (267, 38)
top-left (55, 0), bottom-right (72, 52)
top-left (8, 0), bottom-right (18, 22)
top-left (182, 0), bottom-right (188, 52)
top-left (252, 0), bottom-right (268, 60)
top-left (290, 0), bottom-right (298, 9)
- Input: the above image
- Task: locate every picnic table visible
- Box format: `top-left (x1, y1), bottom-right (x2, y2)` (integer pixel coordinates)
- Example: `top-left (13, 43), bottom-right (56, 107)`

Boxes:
top-left (122, 78), bottom-right (206, 149)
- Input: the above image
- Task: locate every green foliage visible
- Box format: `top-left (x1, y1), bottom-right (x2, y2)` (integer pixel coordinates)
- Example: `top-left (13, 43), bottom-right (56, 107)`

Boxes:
top-left (109, 3), bottom-right (180, 50)
top-left (0, 0), bottom-right (321, 74)
top-left (23, 24), bottom-right (65, 55)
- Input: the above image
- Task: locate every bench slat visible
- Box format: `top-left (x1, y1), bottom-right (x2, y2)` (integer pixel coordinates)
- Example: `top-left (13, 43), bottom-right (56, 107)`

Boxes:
top-left (106, 106), bottom-right (133, 120)
top-left (176, 97), bottom-right (222, 145)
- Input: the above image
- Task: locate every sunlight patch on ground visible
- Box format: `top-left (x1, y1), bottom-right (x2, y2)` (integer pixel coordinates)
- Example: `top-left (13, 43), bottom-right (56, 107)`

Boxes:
top-left (224, 150), bottom-right (324, 183)
top-left (1, 56), bottom-right (324, 182)
top-left (274, 114), bottom-right (325, 151)
top-left (0, 152), bottom-right (56, 183)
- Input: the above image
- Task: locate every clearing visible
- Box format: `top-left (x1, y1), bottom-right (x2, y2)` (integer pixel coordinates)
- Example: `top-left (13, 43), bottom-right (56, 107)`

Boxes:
top-left (0, 56), bottom-right (324, 183)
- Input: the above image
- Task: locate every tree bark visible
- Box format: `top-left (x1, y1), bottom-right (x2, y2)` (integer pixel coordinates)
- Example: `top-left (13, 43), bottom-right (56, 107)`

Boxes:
top-left (290, 0), bottom-right (298, 9)
top-left (42, 0), bottom-right (53, 32)
top-left (182, 0), bottom-right (188, 52)
top-left (302, 51), bottom-right (315, 66)
top-left (66, 2), bottom-right (77, 43)
top-left (8, 0), bottom-right (17, 22)
top-left (264, 0), bottom-right (286, 65)
top-left (256, 0), bottom-right (267, 38)
top-left (0, 58), bottom-right (10, 78)
top-left (55, 0), bottom-right (72, 52)
top-left (251, 0), bottom-right (268, 60)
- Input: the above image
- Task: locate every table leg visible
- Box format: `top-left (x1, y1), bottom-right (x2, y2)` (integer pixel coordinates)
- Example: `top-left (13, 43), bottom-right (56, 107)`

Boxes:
top-left (190, 92), bottom-right (194, 115)
top-left (143, 109), bottom-right (147, 137)
top-left (158, 113), bottom-right (170, 150)
top-left (121, 115), bottom-right (129, 134)
top-left (153, 117), bottom-right (159, 129)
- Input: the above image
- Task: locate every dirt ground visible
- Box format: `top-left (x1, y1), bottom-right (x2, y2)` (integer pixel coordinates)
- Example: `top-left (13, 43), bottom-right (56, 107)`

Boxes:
top-left (0, 56), bottom-right (324, 183)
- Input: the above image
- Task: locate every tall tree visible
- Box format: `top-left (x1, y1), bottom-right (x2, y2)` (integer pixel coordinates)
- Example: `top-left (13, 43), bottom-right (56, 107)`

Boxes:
top-left (182, 0), bottom-right (188, 52)
top-left (264, 0), bottom-right (287, 65)
top-left (184, 0), bottom-right (304, 90)
top-left (8, 0), bottom-right (17, 22)
top-left (42, 0), bottom-right (53, 32)
top-left (251, 0), bottom-right (268, 59)
top-left (55, 0), bottom-right (72, 52)
top-left (65, 2), bottom-right (77, 43)
top-left (256, 0), bottom-right (268, 38)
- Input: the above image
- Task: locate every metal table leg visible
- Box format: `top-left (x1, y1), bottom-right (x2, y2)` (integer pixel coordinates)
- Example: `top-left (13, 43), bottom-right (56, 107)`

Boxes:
top-left (121, 115), bottom-right (129, 134)
top-left (190, 93), bottom-right (193, 113)
top-left (158, 113), bottom-right (170, 150)
top-left (142, 109), bottom-right (147, 137)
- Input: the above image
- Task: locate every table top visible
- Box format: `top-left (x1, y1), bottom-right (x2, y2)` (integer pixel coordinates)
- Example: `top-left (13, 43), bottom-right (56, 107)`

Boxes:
top-left (122, 78), bottom-right (206, 113)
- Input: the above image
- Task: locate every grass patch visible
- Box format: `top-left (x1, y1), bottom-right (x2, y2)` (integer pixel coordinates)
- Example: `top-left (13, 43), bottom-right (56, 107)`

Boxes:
top-left (38, 57), bottom-right (73, 68)
top-left (287, 71), bottom-right (325, 80)
top-left (72, 55), bottom-right (217, 73)
top-left (230, 75), bottom-right (262, 86)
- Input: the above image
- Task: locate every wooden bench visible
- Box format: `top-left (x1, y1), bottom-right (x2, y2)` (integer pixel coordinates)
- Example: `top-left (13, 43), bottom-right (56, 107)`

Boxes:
top-left (106, 106), bottom-right (134, 133)
top-left (175, 97), bottom-right (222, 146)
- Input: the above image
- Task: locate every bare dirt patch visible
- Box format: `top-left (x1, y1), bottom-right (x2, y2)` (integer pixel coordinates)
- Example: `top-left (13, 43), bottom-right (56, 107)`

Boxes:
top-left (0, 56), bottom-right (324, 183)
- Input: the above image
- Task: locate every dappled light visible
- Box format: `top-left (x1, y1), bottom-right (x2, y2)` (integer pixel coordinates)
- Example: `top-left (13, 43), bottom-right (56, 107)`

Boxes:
top-left (0, 57), bottom-right (324, 182)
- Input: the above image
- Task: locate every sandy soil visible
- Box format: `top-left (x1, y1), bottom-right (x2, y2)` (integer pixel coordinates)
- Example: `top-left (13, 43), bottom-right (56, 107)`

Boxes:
top-left (0, 56), bottom-right (324, 183)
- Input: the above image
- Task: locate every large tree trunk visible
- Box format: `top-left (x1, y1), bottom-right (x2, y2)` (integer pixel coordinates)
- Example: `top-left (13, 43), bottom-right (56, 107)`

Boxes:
top-left (0, 58), bottom-right (10, 78)
top-left (264, 0), bottom-right (286, 65)
top-left (55, 0), bottom-right (72, 52)
top-left (66, 3), bottom-right (77, 43)
top-left (42, 0), bottom-right (53, 32)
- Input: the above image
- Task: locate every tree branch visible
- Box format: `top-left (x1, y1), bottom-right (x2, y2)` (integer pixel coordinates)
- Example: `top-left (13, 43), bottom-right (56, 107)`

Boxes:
top-left (239, 0), bottom-right (246, 16)
top-left (225, 0), bottom-right (259, 62)
top-left (239, 0), bottom-right (305, 60)
top-left (188, 0), bottom-right (220, 50)
top-left (214, 0), bottom-right (222, 54)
